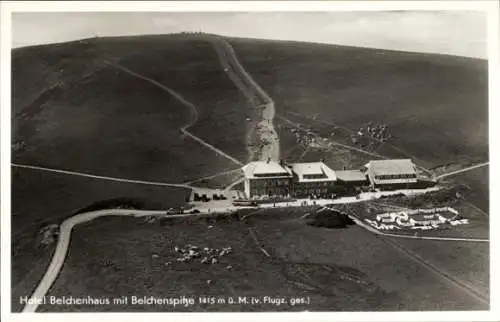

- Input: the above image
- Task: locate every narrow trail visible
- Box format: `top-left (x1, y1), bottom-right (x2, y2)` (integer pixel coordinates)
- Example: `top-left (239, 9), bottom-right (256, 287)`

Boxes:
top-left (286, 110), bottom-right (430, 170)
top-left (181, 131), bottom-right (243, 166)
top-left (380, 236), bottom-right (489, 306)
top-left (104, 60), bottom-right (243, 166)
top-left (104, 60), bottom-right (198, 130)
top-left (21, 208), bottom-right (215, 313)
top-left (20, 44), bottom-right (253, 313)
top-left (18, 36), bottom-right (489, 313)
top-left (18, 55), bottom-right (245, 313)
top-left (298, 146), bottom-right (310, 161)
top-left (278, 115), bottom-right (388, 160)
top-left (435, 162), bottom-right (489, 180)
top-left (209, 35), bottom-right (489, 308)
top-left (208, 37), bottom-right (280, 162)
top-left (247, 227), bottom-right (271, 258)
top-left (12, 163), bottom-right (194, 189)
top-left (183, 168), bottom-right (241, 185)
top-left (224, 177), bottom-right (245, 191)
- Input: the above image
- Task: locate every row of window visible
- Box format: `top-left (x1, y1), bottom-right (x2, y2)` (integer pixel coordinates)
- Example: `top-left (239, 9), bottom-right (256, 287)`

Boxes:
top-left (254, 173), bottom-right (289, 178)
top-left (295, 181), bottom-right (332, 188)
top-left (375, 174), bottom-right (417, 180)
top-left (303, 174), bottom-right (327, 179)
top-left (250, 188), bottom-right (289, 195)
top-left (251, 179), bottom-right (290, 187)
top-left (294, 188), bottom-right (328, 194)
top-left (251, 180), bottom-right (334, 188)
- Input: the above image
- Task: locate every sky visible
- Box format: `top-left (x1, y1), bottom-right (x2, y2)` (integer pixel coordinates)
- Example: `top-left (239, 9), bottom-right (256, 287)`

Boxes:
top-left (12, 11), bottom-right (487, 59)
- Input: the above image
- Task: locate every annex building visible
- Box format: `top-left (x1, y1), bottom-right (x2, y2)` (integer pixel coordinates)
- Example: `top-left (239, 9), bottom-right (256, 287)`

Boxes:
top-left (364, 159), bottom-right (418, 189)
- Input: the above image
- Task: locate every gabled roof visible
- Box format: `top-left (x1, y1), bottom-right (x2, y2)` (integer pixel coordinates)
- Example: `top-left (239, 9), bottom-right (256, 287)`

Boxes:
top-left (289, 162), bottom-right (337, 182)
top-left (242, 161), bottom-right (292, 179)
top-left (367, 159), bottom-right (417, 175)
top-left (335, 170), bottom-right (367, 182)
top-left (366, 159), bottom-right (418, 184)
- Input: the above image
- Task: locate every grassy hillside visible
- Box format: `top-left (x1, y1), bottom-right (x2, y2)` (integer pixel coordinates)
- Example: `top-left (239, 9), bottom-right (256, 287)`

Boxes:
top-left (450, 166), bottom-right (489, 212)
top-left (11, 167), bottom-right (191, 311)
top-left (228, 37), bottom-right (488, 168)
top-left (12, 34), bottom-right (489, 312)
top-left (37, 210), bottom-right (486, 312)
top-left (13, 35), bottom-right (251, 176)
top-left (12, 34), bottom-right (253, 310)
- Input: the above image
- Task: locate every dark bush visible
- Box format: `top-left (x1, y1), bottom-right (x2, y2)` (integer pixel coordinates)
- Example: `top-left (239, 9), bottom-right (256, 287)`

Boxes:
top-left (73, 197), bottom-right (161, 214)
top-left (306, 209), bottom-right (354, 229)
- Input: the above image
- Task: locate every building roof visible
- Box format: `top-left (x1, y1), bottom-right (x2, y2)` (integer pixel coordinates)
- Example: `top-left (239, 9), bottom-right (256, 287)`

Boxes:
top-left (365, 159), bottom-right (418, 184)
top-left (242, 161), bottom-right (292, 179)
top-left (289, 162), bottom-right (337, 182)
top-left (367, 159), bottom-right (417, 175)
top-left (335, 170), bottom-right (367, 182)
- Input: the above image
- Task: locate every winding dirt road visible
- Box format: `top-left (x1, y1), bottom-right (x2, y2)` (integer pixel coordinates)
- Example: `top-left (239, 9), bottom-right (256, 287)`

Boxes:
top-left (21, 49), bottom-right (256, 312)
top-left (21, 209), bottom-right (215, 313)
top-left (19, 36), bottom-right (488, 313)
top-left (208, 37), bottom-right (280, 161)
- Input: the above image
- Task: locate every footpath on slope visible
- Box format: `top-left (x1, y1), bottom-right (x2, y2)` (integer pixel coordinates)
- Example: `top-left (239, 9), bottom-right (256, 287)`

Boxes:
top-left (21, 51), bottom-right (255, 312)
top-left (208, 37), bottom-right (280, 162)
top-left (12, 163), bottom-right (194, 189)
top-left (435, 162), bottom-right (489, 180)
top-left (204, 35), bottom-right (490, 309)
top-left (20, 35), bottom-right (485, 313)
top-left (105, 60), bottom-right (243, 166)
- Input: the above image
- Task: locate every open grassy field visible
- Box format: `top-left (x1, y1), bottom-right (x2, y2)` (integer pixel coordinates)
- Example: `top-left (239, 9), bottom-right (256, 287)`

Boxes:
top-left (12, 35), bottom-right (257, 310)
top-left (96, 35), bottom-right (254, 163)
top-left (276, 115), bottom-right (378, 171)
top-left (229, 37), bottom-right (488, 168)
top-left (341, 197), bottom-right (489, 307)
top-left (395, 239), bottom-right (489, 300)
top-left (34, 207), bottom-right (486, 312)
top-left (448, 165), bottom-right (489, 213)
top-left (12, 34), bottom-right (489, 313)
top-left (13, 36), bottom-right (249, 181)
top-left (11, 167), bottom-right (191, 312)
